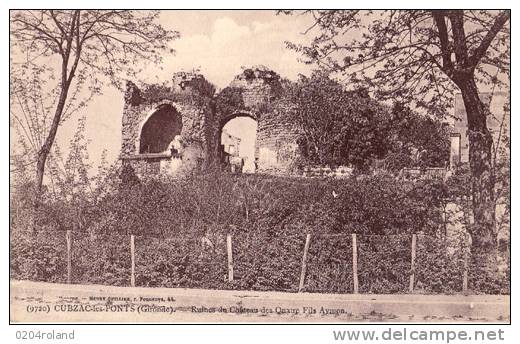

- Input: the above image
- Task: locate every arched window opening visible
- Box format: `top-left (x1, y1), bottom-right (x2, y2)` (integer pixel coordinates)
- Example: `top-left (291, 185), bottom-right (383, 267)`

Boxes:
top-left (139, 105), bottom-right (182, 154)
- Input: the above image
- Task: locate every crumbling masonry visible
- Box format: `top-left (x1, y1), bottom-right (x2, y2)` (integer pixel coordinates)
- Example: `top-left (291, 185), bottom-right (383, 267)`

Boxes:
top-left (120, 67), bottom-right (301, 177)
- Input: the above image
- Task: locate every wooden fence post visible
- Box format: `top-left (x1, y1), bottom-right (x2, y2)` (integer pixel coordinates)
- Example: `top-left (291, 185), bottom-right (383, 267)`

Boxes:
top-left (227, 234), bottom-right (234, 282)
top-left (409, 234), bottom-right (417, 292)
top-left (130, 234), bottom-right (135, 287)
top-left (66, 230), bottom-right (72, 284)
top-left (352, 233), bottom-right (359, 294)
top-left (463, 232), bottom-right (470, 293)
top-left (298, 234), bottom-right (312, 292)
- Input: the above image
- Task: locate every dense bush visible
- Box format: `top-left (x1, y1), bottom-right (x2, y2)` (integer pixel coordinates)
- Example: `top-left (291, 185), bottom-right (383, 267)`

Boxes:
top-left (306, 235), bottom-right (353, 293)
top-left (72, 232), bottom-right (131, 286)
top-left (281, 75), bottom-right (450, 171)
top-left (232, 233), bottom-right (304, 291)
top-left (327, 174), bottom-right (446, 235)
top-left (415, 234), bottom-right (465, 294)
top-left (10, 230), bottom-right (67, 283)
top-left (357, 235), bottom-right (411, 293)
top-left (10, 170), bottom-right (509, 295)
top-left (468, 252), bottom-right (510, 295)
top-left (134, 236), bottom-right (228, 289)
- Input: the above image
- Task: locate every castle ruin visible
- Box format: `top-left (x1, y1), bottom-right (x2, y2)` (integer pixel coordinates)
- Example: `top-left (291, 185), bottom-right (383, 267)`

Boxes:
top-left (120, 67), bottom-right (301, 177)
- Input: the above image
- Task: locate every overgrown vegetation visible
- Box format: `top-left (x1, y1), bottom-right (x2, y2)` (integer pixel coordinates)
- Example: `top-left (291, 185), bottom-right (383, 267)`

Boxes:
top-left (10, 10), bottom-right (177, 223)
top-left (9, 69), bottom-right (508, 296)
top-left (282, 73), bottom-right (450, 171)
top-left (10, 163), bottom-right (509, 294)
top-left (282, 9), bottom-right (510, 275)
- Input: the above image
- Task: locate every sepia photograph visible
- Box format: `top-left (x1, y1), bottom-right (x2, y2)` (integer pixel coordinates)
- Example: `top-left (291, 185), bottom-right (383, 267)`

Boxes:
top-left (8, 8), bottom-right (510, 326)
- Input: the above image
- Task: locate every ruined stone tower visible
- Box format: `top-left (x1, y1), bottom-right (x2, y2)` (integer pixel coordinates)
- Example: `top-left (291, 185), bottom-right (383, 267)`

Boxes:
top-left (120, 67), bottom-right (301, 177)
top-left (221, 67), bottom-right (300, 173)
top-left (120, 72), bottom-right (217, 176)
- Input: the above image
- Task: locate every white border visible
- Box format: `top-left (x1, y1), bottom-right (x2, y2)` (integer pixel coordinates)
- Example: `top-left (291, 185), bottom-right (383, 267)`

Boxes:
top-left (4, 2), bottom-right (516, 343)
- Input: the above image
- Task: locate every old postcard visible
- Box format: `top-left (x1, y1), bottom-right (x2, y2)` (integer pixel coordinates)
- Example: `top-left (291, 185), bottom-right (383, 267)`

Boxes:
top-left (9, 9), bottom-right (510, 323)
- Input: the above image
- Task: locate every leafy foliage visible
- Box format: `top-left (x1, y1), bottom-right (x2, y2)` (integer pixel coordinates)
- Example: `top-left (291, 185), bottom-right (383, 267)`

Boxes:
top-left (10, 10), bottom-right (178, 204)
top-left (283, 74), bottom-right (449, 171)
top-left (387, 103), bottom-right (450, 168)
top-left (283, 10), bottom-right (509, 116)
top-left (283, 74), bottom-right (388, 169)
top-left (73, 232), bottom-right (133, 286)
top-left (10, 230), bottom-right (67, 283)
top-left (415, 235), bottom-right (465, 294)
top-left (283, 9), bottom-right (510, 258)
top-left (10, 169), bottom-right (509, 294)
top-left (306, 236), bottom-right (354, 293)
top-left (232, 234), bottom-right (305, 291)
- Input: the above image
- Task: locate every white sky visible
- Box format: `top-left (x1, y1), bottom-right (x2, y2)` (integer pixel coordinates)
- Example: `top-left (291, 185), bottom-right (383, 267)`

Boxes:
top-left (222, 116), bottom-right (258, 161)
top-left (53, 10), bottom-right (315, 170)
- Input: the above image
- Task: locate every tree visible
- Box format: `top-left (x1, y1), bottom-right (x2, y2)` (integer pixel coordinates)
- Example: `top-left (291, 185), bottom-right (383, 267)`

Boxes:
top-left (282, 74), bottom-right (449, 171)
top-left (387, 103), bottom-right (450, 169)
top-left (283, 73), bottom-right (392, 170)
top-left (10, 10), bottom-right (178, 228)
top-left (33, 117), bottom-right (92, 232)
top-left (283, 10), bottom-right (510, 259)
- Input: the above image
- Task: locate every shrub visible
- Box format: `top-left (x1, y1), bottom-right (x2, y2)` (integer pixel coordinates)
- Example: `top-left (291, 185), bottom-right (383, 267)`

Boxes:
top-left (332, 174), bottom-right (444, 235)
top-left (305, 235), bottom-right (353, 293)
top-left (73, 232), bottom-right (131, 286)
top-left (414, 234), bottom-right (465, 294)
top-left (357, 235), bottom-right (410, 293)
top-left (10, 230), bottom-right (67, 283)
top-left (9, 171), bottom-right (509, 295)
top-left (134, 236), bottom-right (227, 289)
top-left (468, 252), bottom-right (510, 295)
top-left (232, 233), bottom-right (304, 291)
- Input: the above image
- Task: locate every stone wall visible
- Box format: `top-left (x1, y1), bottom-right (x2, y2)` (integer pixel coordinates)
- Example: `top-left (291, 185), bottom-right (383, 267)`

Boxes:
top-left (218, 67), bottom-right (301, 174)
top-left (120, 72), bottom-right (216, 177)
top-left (256, 105), bottom-right (301, 174)
top-left (120, 67), bottom-right (302, 177)
top-left (227, 67), bottom-right (283, 109)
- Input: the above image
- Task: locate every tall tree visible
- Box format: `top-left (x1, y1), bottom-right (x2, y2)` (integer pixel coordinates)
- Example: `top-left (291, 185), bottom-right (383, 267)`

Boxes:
top-left (10, 10), bottom-right (178, 226)
top-left (284, 10), bottom-right (510, 259)
top-left (282, 73), bottom-right (392, 170)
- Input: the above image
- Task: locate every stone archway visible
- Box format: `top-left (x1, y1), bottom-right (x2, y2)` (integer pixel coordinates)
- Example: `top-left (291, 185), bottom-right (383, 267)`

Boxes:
top-left (219, 112), bottom-right (258, 173)
top-left (139, 104), bottom-right (183, 154)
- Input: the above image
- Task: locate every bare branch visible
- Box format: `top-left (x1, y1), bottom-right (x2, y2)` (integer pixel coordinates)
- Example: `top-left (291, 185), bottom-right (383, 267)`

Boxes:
top-left (469, 10), bottom-right (510, 68)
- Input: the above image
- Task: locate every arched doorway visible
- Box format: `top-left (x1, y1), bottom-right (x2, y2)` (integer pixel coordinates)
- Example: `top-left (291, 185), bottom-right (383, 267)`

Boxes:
top-left (139, 104), bottom-right (182, 154)
top-left (220, 115), bottom-right (258, 173)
